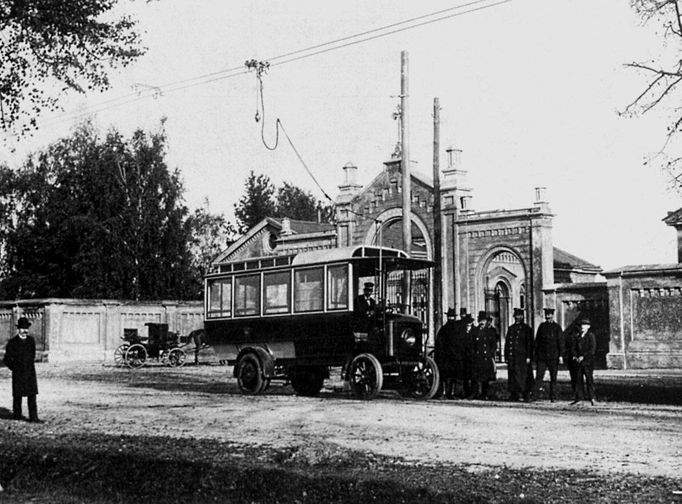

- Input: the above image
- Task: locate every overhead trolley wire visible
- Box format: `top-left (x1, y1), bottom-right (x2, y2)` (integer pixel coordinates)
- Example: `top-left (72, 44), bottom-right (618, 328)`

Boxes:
top-left (13, 0), bottom-right (512, 133)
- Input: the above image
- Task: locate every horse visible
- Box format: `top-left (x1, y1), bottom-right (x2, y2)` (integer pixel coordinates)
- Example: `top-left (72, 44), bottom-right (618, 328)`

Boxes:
top-left (186, 328), bottom-right (208, 365)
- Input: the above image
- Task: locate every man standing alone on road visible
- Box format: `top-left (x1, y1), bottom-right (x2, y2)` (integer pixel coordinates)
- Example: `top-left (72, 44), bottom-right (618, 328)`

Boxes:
top-left (3, 317), bottom-right (42, 422)
top-left (504, 308), bottom-right (533, 402)
top-left (533, 308), bottom-right (564, 402)
top-left (571, 318), bottom-right (597, 405)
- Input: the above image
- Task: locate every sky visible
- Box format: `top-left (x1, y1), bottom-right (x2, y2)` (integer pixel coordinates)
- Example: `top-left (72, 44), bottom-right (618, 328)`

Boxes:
top-left (2, 0), bottom-right (681, 271)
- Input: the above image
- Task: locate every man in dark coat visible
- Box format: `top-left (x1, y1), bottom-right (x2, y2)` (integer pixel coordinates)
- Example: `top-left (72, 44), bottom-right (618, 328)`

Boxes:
top-left (3, 317), bottom-right (42, 422)
top-left (504, 308), bottom-right (533, 402)
top-left (470, 311), bottom-right (498, 399)
top-left (455, 312), bottom-right (474, 398)
top-left (434, 308), bottom-right (458, 399)
top-left (570, 318), bottom-right (597, 405)
top-left (533, 308), bottom-right (564, 402)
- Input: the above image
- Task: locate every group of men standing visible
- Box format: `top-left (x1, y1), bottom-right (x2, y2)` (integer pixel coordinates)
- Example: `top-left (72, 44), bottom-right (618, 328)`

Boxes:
top-left (435, 306), bottom-right (597, 404)
top-left (434, 308), bottom-right (498, 400)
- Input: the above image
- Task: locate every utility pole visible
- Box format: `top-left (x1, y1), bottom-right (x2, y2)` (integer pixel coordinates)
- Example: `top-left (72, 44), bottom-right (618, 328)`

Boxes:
top-left (432, 97), bottom-right (443, 330)
top-left (400, 50), bottom-right (412, 257)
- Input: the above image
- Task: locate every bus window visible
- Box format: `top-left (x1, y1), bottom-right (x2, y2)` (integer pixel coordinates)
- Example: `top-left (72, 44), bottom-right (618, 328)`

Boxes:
top-left (208, 278), bottom-right (232, 318)
top-left (235, 274), bottom-right (260, 316)
top-left (327, 264), bottom-right (348, 310)
top-left (264, 271), bottom-right (291, 314)
top-left (294, 267), bottom-right (323, 312)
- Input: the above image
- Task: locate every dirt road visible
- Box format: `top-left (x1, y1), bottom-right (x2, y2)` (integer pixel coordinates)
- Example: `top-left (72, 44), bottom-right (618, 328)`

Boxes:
top-left (2, 362), bottom-right (679, 480)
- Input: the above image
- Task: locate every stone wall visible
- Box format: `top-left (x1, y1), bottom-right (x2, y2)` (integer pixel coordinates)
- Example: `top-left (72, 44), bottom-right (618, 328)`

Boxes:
top-left (0, 299), bottom-right (203, 362)
top-left (547, 282), bottom-right (610, 368)
top-left (603, 265), bottom-right (682, 369)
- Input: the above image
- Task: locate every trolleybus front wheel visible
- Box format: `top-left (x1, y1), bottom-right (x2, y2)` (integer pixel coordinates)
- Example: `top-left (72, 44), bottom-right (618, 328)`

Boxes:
top-left (236, 353), bottom-right (267, 395)
top-left (349, 353), bottom-right (383, 400)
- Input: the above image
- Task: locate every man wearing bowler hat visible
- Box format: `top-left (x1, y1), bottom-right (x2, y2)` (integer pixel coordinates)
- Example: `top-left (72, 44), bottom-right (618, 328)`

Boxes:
top-left (533, 307), bottom-right (564, 402)
top-left (3, 317), bottom-right (42, 422)
top-left (570, 318), bottom-right (597, 405)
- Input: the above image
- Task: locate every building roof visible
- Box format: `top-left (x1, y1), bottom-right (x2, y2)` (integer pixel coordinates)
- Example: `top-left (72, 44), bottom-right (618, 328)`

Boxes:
top-left (663, 207), bottom-right (682, 226)
top-left (553, 247), bottom-right (601, 272)
top-left (274, 218), bottom-right (334, 234)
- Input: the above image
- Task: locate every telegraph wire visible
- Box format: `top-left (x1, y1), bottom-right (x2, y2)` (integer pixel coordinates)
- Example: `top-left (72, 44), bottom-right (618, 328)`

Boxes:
top-left (11, 0), bottom-right (512, 133)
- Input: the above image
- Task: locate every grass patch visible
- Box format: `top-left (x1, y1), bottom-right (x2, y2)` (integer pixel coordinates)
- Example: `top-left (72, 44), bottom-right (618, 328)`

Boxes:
top-left (0, 431), bottom-right (677, 503)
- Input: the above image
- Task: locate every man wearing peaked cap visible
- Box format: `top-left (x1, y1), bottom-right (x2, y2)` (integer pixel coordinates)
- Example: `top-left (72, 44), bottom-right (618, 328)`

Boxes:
top-left (533, 307), bottom-right (564, 402)
top-left (504, 307), bottom-right (534, 402)
top-left (470, 311), bottom-right (498, 399)
top-left (3, 317), bottom-right (42, 422)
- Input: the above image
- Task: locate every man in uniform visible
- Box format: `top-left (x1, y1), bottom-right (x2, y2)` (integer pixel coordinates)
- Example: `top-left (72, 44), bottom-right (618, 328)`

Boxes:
top-left (434, 308), bottom-right (458, 399)
top-left (454, 312), bottom-right (474, 398)
top-left (571, 318), bottom-right (597, 405)
top-left (3, 317), bottom-right (42, 422)
top-left (533, 308), bottom-right (564, 402)
top-left (470, 311), bottom-right (498, 399)
top-left (504, 308), bottom-right (533, 402)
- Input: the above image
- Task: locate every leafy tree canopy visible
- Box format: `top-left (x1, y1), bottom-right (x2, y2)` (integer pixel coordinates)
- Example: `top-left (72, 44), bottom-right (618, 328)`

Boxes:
top-left (234, 172), bottom-right (334, 235)
top-left (0, 120), bottom-right (202, 300)
top-left (0, 0), bottom-right (146, 136)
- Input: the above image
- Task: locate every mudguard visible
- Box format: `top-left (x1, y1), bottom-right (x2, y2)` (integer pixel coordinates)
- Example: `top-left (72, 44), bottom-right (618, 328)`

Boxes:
top-left (234, 346), bottom-right (275, 378)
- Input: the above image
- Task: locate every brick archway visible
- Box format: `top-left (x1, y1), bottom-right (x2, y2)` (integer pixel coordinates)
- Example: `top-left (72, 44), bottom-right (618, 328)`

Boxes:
top-left (362, 208), bottom-right (433, 260)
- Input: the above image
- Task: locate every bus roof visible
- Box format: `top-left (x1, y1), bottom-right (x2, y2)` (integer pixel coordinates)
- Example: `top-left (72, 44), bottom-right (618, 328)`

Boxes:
top-left (209, 245), bottom-right (432, 276)
top-left (291, 246), bottom-right (408, 265)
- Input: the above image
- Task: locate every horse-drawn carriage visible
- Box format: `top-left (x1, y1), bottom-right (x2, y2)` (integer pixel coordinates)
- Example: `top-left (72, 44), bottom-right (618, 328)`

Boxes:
top-left (114, 323), bottom-right (187, 368)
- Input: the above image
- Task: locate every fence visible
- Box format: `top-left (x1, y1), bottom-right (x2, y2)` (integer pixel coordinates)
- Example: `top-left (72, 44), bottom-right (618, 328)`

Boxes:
top-left (0, 299), bottom-right (203, 362)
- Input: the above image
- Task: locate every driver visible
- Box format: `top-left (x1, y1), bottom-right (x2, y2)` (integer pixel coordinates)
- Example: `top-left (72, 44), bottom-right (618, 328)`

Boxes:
top-left (355, 282), bottom-right (377, 320)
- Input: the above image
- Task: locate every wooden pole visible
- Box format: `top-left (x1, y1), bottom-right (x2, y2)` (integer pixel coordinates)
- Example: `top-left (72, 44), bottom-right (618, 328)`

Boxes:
top-left (432, 97), bottom-right (443, 330)
top-left (401, 50), bottom-right (412, 256)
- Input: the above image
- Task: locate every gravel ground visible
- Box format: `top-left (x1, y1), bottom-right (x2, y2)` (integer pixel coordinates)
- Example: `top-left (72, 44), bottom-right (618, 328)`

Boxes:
top-left (0, 361), bottom-right (680, 503)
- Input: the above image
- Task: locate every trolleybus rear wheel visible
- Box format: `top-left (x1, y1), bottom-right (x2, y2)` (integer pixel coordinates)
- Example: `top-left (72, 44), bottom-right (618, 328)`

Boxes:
top-left (349, 353), bottom-right (383, 400)
top-left (290, 367), bottom-right (325, 397)
top-left (236, 353), bottom-right (266, 395)
top-left (167, 348), bottom-right (186, 368)
top-left (125, 344), bottom-right (147, 368)
top-left (399, 356), bottom-right (440, 400)
top-left (113, 344), bottom-right (127, 367)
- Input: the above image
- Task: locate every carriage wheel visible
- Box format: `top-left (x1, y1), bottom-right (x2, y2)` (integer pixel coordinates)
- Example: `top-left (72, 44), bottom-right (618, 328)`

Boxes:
top-left (349, 353), bottom-right (383, 400)
top-left (236, 353), bottom-right (266, 395)
top-left (114, 344), bottom-right (128, 367)
top-left (167, 348), bottom-right (186, 368)
top-left (125, 344), bottom-right (147, 368)
top-left (399, 356), bottom-right (440, 400)
top-left (290, 367), bottom-right (325, 397)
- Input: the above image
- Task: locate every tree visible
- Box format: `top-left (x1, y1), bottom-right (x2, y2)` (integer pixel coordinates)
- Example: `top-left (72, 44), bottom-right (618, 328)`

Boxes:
top-left (625, 0), bottom-right (682, 191)
top-left (0, 0), bottom-right (146, 136)
top-left (0, 121), bottom-right (198, 300)
top-left (276, 182), bottom-right (333, 222)
top-left (233, 173), bottom-right (334, 235)
top-left (234, 171), bottom-right (276, 234)
top-left (187, 198), bottom-right (236, 282)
